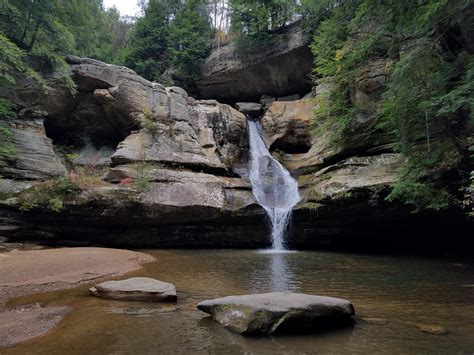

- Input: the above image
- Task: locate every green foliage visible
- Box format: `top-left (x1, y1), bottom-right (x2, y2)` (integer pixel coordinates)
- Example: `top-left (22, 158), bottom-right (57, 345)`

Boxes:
top-left (169, 0), bottom-right (211, 88)
top-left (0, 0), bottom-right (135, 96)
top-left (385, 146), bottom-right (456, 212)
top-left (309, 0), bottom-right (473, 212)
top-left (125, 0), bottom-right (211, 90)
top-left (0, 98), bottom-right (16, 169)
top-left (125, 0), bottom-right (173, 82)
top-left (230, 0), bottom-right (298, 39)
top-left (142, 109), bottom-right (157, 132)
top-left (18, 177), bottom-right (80, 212)
top-left (131, 163), bottom-right (152, 192)
top-left (134, 176), bottom-right (151, 192)
top-left (466, 145), bottom-right (474, 217)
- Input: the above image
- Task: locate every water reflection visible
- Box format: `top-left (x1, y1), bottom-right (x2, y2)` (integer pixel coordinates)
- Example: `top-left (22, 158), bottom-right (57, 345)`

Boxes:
top-left (6, 250), bottom-right (474, 354)
top-left (251, 251), bottom-right (300, 293)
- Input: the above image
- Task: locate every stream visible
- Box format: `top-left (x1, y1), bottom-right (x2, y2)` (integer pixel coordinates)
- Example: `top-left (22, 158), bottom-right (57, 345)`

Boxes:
top-left (4, 249), bottom-right (474, 354)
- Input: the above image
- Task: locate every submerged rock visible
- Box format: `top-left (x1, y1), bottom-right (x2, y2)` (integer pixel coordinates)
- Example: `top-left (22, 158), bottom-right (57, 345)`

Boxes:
top-left (418, 324), bottom-right (449, 335)
top-left (197, 292), bottom-right (355, 335)
top-left (90, 277), bottom-right (177, 302)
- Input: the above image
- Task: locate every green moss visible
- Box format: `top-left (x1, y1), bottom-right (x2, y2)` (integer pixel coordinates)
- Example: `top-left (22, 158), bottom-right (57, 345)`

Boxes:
top-left (18, 177), bottom-right (80, 212)
top-left (310, 0), bottom-right (473, 212)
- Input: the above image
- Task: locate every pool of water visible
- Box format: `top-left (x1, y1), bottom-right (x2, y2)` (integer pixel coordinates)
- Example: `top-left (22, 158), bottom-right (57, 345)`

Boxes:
top-left (4, 249), bottom-right (474, 354)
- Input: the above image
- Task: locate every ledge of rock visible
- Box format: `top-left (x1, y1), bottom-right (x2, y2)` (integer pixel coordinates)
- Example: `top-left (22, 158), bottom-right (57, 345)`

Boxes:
top-left (197, 292), bottom-right (355, 335)
top-left (235, 102), bottom-right (262, 116)
top-left (90, 277), bottom-right (177, 302)
top-left (197, 22), bottom-right (313, 103)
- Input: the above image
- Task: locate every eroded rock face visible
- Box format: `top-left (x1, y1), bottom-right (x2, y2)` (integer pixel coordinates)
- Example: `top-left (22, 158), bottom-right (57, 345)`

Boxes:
top-left (2, 119), bottom-right (67, 180)
top-left (299, 154), bottom-right (402, 202)
top-left (110, 100), bottom-right (245, 172)
top-left (90, 277), bottom-right (177, 302)
top-left (0, 55), bottom-right (470, 251)
top-left (197, 292), bottom-right (355, 335)
top-left (197, 23), bottom-right (313, 103)
top-left (262, 98), bottom-right (313, 155)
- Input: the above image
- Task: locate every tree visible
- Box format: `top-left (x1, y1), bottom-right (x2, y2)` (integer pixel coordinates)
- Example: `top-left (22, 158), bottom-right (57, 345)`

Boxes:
top-left (229, 0), bottom-right (298, 38)
top-left (168, 0), bottom-right (212, 88)
top-left (125, 0), bottom-right (174, 83)
top-left (125, 0), bottom-right (212, 89)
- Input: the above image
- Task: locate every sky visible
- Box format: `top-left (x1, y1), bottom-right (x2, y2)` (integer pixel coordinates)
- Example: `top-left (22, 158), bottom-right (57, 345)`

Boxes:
top-left (103, 0), bottom-right (141, 17)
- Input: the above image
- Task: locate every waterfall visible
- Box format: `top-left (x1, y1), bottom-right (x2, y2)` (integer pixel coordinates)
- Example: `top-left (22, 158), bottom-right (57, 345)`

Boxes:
top-left (247, 119), bottom-right (300, 250)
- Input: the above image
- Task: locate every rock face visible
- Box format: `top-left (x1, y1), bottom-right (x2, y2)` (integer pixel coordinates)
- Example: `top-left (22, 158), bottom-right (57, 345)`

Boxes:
top-left (2, 119), bottom-right (67, 180)
top-left (197, 292), bottom-right (355, 335)
top-left (196, 22), bottom-right (313, 103)
top-left (90, 277), bottom-right (177, 302)
top-left (0, 54), bottom-right (471, 251)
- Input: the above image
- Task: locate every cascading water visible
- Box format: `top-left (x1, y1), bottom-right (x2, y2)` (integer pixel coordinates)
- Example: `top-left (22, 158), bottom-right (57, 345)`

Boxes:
top-left (247, 119), bottom-right (300, 250)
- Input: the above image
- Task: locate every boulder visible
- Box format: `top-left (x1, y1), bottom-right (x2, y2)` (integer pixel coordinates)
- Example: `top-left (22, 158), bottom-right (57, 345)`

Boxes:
top-left (418, 324), bottom-right (449, 335)
top-left (262, 98), bottom-right (313, 154)
top-left (197, 22), bottom-right (313, 102)
top-left (197, 292), bottom-right (355, 335)
top-left (235, 102), bottom-right (262, 116)
top-left (89, 277), bottom-right (177, 302)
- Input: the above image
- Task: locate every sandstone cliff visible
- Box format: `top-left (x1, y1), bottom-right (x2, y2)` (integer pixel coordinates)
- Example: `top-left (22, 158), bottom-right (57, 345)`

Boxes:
top-left (0, 56), bottom-right (470, 251)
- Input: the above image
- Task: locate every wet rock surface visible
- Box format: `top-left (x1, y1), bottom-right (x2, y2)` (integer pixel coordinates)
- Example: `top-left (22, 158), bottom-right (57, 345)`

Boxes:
top-left (197, 292), bottom-right (355, 335)
top-left (0, 247), bottom-right (154, 347)
top-left (90, 277), bottom-right (177, 302)
top-left (418, 324), bottom-right (449, 335)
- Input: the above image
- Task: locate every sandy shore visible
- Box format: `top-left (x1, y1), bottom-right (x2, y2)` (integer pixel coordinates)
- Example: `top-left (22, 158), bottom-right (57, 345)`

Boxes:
top-left (0, 247), bottom-right (154, 348)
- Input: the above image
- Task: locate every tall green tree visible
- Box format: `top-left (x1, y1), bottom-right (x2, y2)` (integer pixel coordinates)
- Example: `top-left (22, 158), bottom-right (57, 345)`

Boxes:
top-left (125, 0), bottom-right (211, 89)
top-left (125, 0), bottom-right (174, 83)
top-left (169, 0), bottom-right (211, 88)
top-left (229, 0), bottom-right (298, 38)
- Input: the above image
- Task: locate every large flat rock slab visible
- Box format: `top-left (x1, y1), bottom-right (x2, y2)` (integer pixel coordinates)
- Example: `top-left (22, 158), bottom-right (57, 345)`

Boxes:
top-left (197, 292), bottom-right (355, 335)
top-left (90, 277), bottom-right (177, 302)
top-left (0, 247), bottom-right (154, 287)
top-left (0, 247), bottom-right (154, 348)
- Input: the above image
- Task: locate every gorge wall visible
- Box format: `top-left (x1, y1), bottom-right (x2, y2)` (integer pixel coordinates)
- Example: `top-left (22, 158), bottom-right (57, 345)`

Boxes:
top-left (0, 26), bottom-right (471, 253)
top-left (196, 22), bottom-right (313, 103)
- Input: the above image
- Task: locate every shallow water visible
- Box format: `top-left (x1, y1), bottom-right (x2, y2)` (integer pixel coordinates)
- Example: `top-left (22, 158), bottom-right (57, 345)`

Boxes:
top-left (4, 250), bottom-right (474, 354)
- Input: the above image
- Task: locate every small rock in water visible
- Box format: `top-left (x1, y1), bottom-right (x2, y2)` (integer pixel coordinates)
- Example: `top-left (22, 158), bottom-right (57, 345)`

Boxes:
top-left (418, 324), bottom-right (449, 335)
top-left (89, 277), bottom-right (177, 302)
top-left (197, 292), bottom-right (355, 335)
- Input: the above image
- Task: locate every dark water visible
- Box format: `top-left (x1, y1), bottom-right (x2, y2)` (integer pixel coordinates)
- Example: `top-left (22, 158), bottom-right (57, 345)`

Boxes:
top-left (4, 250), bottom-right (474, 354)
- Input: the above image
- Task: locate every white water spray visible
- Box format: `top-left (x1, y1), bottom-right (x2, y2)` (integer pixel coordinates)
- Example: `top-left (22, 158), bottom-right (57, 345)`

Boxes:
top-left (247, 120), bottom-right (300, 250)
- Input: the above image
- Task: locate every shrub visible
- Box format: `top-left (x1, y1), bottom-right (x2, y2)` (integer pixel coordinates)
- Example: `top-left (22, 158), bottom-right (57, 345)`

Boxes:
top-left (18, 177), bottom-right (80, 212)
